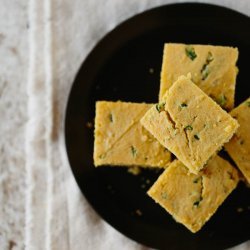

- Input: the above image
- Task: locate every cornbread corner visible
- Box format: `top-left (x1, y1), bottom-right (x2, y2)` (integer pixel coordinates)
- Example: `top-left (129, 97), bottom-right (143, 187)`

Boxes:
top-left (147, 156), bottom-right (239, 233)
top-left (94, 101), bottom-right (171, 168)
top-left (160, 43), bottom-right (238, 110)
top-left (225, 97), bottom-right (250, 184)
top-left (141, 75), bottom-right (239, 174)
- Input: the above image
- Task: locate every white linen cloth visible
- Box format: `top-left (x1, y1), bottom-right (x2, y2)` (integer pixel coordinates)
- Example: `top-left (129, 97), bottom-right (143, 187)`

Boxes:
top-left (0, 0), bottom-right (249, 249)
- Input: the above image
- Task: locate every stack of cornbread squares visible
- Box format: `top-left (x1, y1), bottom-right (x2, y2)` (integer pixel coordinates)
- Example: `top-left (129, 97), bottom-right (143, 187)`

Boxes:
top-left (93, 43), bottom-right (250, 233)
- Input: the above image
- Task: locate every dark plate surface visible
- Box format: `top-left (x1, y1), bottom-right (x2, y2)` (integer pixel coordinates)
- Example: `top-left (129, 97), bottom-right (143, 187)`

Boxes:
top-left (65, 3), bottom-right (250, 250)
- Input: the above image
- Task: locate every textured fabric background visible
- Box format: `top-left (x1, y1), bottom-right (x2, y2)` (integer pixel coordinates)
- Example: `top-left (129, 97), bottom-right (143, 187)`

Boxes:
top-left (0, 0), bottom-right (249, 249)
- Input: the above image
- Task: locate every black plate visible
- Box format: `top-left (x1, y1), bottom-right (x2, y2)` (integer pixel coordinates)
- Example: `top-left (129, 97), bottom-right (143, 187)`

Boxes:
top-left (65, 3), bottom-right (250, 249)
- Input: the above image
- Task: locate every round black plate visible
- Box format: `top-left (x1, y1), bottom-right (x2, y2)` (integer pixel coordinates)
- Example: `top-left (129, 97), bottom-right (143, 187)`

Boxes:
top-left (65, 3), bottom-right (250, 250)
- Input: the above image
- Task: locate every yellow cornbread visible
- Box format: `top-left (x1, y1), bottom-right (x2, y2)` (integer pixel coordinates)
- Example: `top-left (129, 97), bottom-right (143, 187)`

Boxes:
top-left (225, 98), bottom-right (250, 184)
top-left (159, 43), bottom-right (238, 110)
top-left (141, 75), bottom-right (239, 174)
top-left (148, 156), bottom-right (239, 233)
top-left (94, 101), bottom-right (171, 167)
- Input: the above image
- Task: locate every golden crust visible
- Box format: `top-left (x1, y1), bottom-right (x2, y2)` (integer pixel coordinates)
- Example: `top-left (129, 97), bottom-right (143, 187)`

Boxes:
top-left (94, 101), bottom-right (171, 168)
top-left (148, 156), bottom-right (239, 233)
top-left (225, 97), bottom-right (250, 184)
top-left (141, 75), bottom-right (239, 174)
top-left (160, 43), bottom-right (238, 110)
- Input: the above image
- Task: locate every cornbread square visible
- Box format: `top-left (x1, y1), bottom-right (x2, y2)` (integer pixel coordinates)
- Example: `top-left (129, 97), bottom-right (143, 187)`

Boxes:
top-left (94, 101), bottom-right (171, 167)
top-left (141, 75), bottom-right (239, 174)
top-left (159, 43), bottom-right (238, 110)
top-left (148, 156), bottom-right (239, 233)
top-left (225, 98), bottom-right (250, 184)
